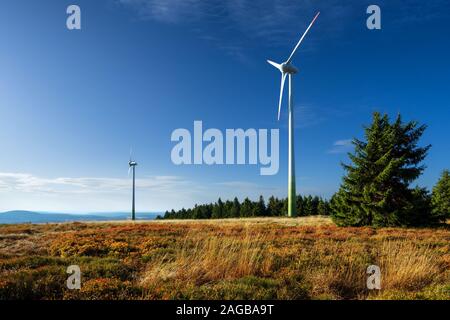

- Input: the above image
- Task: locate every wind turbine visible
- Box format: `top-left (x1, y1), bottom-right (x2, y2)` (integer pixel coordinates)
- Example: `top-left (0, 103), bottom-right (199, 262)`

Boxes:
top-left (267, 12), bottom-right (320, 217)
top-left (128, 149), bottom-right (138, 221)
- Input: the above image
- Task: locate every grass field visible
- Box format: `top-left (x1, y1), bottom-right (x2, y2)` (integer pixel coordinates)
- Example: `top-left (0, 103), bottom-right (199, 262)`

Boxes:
top-left (0, 216), bottom-right (449, 300)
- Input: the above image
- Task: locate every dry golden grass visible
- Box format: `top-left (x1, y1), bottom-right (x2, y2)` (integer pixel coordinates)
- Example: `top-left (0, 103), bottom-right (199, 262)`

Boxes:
top-left (142, 231), bottom-right (271, 287)
top-left (0, 216), bottom-right (449, 300)
top-left (378, 241), bottom-right (441, 290)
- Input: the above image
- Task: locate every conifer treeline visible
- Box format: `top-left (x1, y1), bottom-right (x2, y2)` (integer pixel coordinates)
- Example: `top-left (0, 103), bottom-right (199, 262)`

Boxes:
top-left (160, 195), bottom-right (330, 219)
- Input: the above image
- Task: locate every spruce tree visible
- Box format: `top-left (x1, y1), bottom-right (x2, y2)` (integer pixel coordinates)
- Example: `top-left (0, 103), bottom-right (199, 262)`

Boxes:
top-left (268, 196), bottom-right (283, 216)
top-left (296, 195), bottom-right (304, 216)
top-left (211, 198), bottom-right (224, 219)
top-left (282, 198), bottom-right (289, 216)
top-left (311, 196), bottom-right (320, 215)
top-left (180, 208), bottom-right (187, 219)
top-left (303, 196), bottom-right (313, 216)
top-left (432, 170), bottom-right (450, 220)
top-left (331, 112), bottom-right (432, 227)
top-left (240, 198), bottom-right (253, 217)
top-left (230, 197), bottom-right (241, 218)
top-left (223, 200), bottom-right (233, 218)
top-left (267, 196), bottom-right (280, 216)
top-left (252, 195), bottom-right (267, 217)
top-left (317, 198), bottom-right (330, 215)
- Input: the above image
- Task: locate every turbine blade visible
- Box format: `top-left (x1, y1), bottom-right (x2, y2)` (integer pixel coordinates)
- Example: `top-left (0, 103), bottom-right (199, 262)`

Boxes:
top-left (267, 60), bottom-right (282, 71)
top-left (278, 73), bottom-right (287, 121)
top-left (286, 12), bottom-right (320, 63)
top-left (128, 166), bottom-right (131, 177)
top-left (129, 147), bottom-right (132, 162)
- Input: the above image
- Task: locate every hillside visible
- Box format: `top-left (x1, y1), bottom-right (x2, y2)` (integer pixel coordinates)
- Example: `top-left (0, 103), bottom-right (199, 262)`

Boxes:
top-left (0, 217), bottom-right (449, 300)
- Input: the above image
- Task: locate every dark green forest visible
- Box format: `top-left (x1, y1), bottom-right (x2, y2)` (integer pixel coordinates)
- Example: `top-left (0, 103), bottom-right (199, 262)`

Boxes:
top-left (160, 195), bottom-right (331, 220)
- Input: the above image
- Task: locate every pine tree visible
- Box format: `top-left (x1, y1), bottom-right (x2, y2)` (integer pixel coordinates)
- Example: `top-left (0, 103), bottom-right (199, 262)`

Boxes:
top-left (240, 198), bottom-right (253, 217)
top-left (331, 112), bottom-right (432, 227)
top-left (205, 204), bottom-right (213, 219)
top-left (406, 187), bottom-right (434, 226)
top-left (211, 198), bottom-right (224, 219)
top-left (282, 198), bottom-right (288, 216)
top-left (252, 195), bottom-right (267, 217)
top-left (192, 204), bottom-right (201, 219)
top-left (432, 170), bottom-right (450, 220)
top-left (303, 196), bottom-right (313, 216)
top-left (268, 196), bottom-right (283, 216)
top-left (317, 198), bottom-right (330, 215)
top-left (230, 197), bottom-right (241, 218)
top-left (223, 200), bottom-right (233, 218)
top-left (296, 195), bottom-right (304, 216)
top-left (311, 196), bottom-right (320, 215)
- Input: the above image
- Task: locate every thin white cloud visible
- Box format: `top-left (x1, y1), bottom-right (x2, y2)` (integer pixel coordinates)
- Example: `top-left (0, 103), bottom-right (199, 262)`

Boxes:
top-left (0, 172), bottom-right (189, 194)
top-left (0, 172), bottom-right (209, 212)
top-left (327, 139), bottom-right (353, 154)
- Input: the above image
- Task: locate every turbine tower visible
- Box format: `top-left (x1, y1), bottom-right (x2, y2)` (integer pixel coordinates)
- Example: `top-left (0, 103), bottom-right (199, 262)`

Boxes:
top-left (128, 149), bottom-right (138, 221)
top-left (267, 12), bottom-right (320, 217)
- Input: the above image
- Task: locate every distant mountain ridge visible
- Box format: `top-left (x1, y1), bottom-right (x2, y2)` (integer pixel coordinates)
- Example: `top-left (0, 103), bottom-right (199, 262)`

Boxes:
top-left (0, 211), bottom-right (159, 224)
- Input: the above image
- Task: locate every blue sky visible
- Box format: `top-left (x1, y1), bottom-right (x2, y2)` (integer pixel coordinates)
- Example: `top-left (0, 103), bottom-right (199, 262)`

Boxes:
top-left (0, 0), bottom-right (449, 212)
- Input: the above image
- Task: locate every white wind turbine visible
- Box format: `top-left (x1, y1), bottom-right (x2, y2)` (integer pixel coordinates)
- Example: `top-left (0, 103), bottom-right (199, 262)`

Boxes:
top-left (267, 12), bottom-right (320, 217)
top-left (128, 148), bottom-right (138, 221)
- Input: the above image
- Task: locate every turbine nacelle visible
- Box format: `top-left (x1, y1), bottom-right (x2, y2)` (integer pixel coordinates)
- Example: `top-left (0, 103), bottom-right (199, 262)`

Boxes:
top-left (129, 161), bottom-right (137, 167)
top-left (281, 62), bottom-right (298, 75)
top-left (267, 60), bottom-right (298, 74)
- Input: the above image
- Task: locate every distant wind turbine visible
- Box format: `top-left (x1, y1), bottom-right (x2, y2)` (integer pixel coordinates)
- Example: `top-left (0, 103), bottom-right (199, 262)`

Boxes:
top-left (128, 148), bottom-right (138, 221)
top-left (267, 12), bottom-right (320, 217)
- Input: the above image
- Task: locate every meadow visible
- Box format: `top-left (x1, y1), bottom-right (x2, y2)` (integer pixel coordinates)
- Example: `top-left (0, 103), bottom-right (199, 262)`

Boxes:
top-left (0, 216), bottom-right (448, 300)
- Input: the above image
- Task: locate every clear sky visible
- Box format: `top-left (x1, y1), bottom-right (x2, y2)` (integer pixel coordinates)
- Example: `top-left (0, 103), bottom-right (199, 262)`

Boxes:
top-left (0, 0), bottom-right (449, 213)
